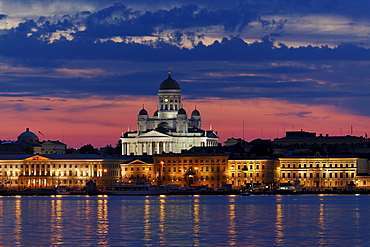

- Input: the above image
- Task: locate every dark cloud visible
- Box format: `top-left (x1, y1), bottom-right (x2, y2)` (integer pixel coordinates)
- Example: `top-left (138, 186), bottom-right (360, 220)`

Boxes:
top-left (266, 111), bottom-right (316, 119)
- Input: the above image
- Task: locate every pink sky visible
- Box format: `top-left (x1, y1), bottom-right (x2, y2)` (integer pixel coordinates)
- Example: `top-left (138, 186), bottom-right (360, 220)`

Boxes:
top-left (1, 95), bottom-right (369, 148)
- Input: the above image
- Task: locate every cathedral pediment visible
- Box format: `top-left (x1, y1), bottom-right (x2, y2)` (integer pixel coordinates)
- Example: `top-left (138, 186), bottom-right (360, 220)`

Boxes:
top-left (138, 130), bottom-right (172, 139)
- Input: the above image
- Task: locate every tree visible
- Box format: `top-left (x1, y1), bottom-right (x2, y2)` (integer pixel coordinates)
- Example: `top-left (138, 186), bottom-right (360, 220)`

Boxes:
top-left (79, 144), bottom-right (98, 154)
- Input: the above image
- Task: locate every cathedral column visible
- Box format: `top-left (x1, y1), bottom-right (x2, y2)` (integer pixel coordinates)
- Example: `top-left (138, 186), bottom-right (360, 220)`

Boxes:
top-left (143, 142), bottom-right (147, 154)
top-left (138, 142), bottom-right (142, 155)
top-left (163, 141), bottom-right (167, 153)
top-left (122, 142), bottom-right (126, 155)
top-left (148, 142), bottom-right (152, 155)
top-left (127, 143), bottom-right (131, 155)
top-left (156, 142), bottom-right (160, 154)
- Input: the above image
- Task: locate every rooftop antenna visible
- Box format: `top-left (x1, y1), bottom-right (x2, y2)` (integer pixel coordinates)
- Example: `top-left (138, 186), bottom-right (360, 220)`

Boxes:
top-left (243, 121), bottom-right (245, 140)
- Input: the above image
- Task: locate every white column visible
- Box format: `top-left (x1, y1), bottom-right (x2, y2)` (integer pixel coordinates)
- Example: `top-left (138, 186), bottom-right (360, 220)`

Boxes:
top-left (148, 142), bottom-right (152, 155)
top-left (156, 142), bottom-right (160, 154)
top-left (122, 142), bottom-right (126, 155)
top-left (127, 143), bottom-right (130, 155)
top-left (138, 142), bottom-right (142, 155)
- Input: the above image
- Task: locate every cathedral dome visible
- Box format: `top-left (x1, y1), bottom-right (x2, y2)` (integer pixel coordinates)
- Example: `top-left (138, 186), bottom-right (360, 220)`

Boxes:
top-left (178, 108), bottom-right (186, 115)
top-left (139, 108), bottom-right (148, 115)
top-left (159, 74), bottom-right (180, 90)
top-left (153, 110), bottom-right (158, 117)
top-left (191, 109), bottom-right (200, 116)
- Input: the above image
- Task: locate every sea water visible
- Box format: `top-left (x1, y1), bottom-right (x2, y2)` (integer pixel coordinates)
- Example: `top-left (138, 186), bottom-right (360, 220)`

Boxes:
top-left (0, 194), bottom-right (369, 246)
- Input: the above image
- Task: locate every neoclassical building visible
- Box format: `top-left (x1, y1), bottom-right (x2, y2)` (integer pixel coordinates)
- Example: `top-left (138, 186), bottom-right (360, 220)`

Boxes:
top-left (121, 73), bottom-right (219, 155)
top-left (0, 154), bottom-right (126, 189)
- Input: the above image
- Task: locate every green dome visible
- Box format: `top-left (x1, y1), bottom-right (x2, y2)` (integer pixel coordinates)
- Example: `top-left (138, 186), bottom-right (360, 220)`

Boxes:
top-left (159, 74), bottom-right (180, 90)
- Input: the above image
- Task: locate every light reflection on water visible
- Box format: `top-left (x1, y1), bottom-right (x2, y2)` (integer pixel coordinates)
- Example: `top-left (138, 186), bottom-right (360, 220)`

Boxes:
top-left (0, 195), bottom-right (369, 245)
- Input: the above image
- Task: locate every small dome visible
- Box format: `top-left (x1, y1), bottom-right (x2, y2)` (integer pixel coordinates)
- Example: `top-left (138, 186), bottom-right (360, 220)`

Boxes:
top-left (191, 109), bottom-right (200, 116)
top-left (153, 110), bottom-right (158, 117)
top-left (18, 128), bottom-right (39, 143)
top-left (159, 74), bottom-right (180, 90)
top-left (139, 108), bottom-right (148, 115)
top-left (178, 108), bottom-right (186, 115)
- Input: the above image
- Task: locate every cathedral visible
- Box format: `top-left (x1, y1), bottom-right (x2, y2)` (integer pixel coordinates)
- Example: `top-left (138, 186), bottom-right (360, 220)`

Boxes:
top-left (121, 73), bottom-right (219, 155)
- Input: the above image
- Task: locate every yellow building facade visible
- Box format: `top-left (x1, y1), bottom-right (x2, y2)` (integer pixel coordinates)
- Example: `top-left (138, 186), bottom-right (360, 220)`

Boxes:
top-left (277, 157), bottom-right (368, 190)
top-left (0, 154), bottom-right (124, 189)
top-left (228, 159), bottom-right (277, 188)
top-left (153, 154), bottom-right (229, 187)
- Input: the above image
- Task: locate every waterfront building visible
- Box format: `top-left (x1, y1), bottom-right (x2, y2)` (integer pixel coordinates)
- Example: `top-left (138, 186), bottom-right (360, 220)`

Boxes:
top-left (277, 153), bottom-right (367, 190)
top-left (153, 153), bottom-right (229, 187)
top-left (228, 158), bottom-right (276, 188)
top-left (0, 154), bottom-right (127, 189)
top-left (121, 73), bottom-right (219, 155)
top-left (119, 157), bottom-right (155, 183)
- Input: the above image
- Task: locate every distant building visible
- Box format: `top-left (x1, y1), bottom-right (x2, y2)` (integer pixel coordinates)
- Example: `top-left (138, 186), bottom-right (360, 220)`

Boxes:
top-left (41, 141), bottom-right (66, 154)
top-left (121, 73), bottom-right (219, 155)
top-left (1, 128), bottom-right (68, 155)
top-left (273, 130), bottom-right (369, 155)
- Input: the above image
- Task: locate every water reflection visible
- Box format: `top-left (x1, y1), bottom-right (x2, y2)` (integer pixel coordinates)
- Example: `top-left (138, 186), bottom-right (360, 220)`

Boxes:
top-left (14, 199), bottom-right (22, 245)
top-left (50, 199), bottom-right (63, 245)
top-left (228, 196), bottom-right (237, 246)
top-left (0, 195), bottom-right (369, 245)
top-left (275, 196), bottom-right (284, 246)
top-left (97, 198), bottom-right (108, 245)
top-left (192, 197), bottom-right (200, 246)
top-left (159, 198), bottom-right (166, 244)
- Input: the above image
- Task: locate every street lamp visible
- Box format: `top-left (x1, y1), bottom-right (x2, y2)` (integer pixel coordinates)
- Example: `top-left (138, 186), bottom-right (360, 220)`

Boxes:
top-left (57, 170), bottom-right (61, 187)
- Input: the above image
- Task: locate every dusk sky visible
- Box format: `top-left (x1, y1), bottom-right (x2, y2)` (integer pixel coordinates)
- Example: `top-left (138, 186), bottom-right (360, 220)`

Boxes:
top-left (1, 0), bottom-right (370, 148)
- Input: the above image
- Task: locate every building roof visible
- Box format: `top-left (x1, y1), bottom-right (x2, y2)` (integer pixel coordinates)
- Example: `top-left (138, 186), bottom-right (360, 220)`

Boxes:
top-left (0, 154), bottom-right (129, 161)
top-left (139, 108), bottom-right (148, 115)
top-left (18, 128), bottom-right (38, 138)
top-left (191, 109), bottom-right (200, 116)
top-left (159, 74), bottom-right (180, 90)
top-left (178, 108), bottom-right (186, 115)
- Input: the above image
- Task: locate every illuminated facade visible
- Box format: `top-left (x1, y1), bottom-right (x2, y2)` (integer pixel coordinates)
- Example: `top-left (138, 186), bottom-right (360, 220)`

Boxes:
top-left (277, 157), bottom-right (368, 189)
top-left (153, 154), bottom-right (229, 187)
top-left (228, 158), bottom-right (276, 188)
top-left (0, 154), bottom-right (126, 189)
top-left (121, 73), bottom-right (219, 156)
top-left (120, 159), bottom-right (155, 183)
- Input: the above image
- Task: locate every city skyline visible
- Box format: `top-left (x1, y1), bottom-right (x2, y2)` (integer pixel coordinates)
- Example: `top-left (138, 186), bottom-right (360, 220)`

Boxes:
top-left (0, 0), bottom-right (370, 148)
